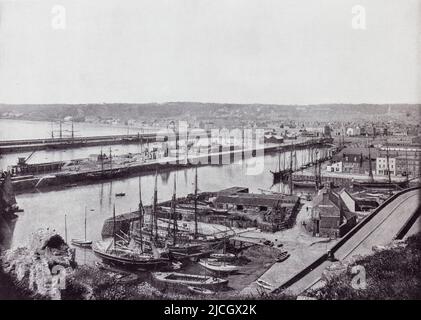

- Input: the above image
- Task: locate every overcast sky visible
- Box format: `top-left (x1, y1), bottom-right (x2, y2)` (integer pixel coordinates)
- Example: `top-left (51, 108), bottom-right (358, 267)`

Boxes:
top-left (0, 0), bottom-right (419, 104)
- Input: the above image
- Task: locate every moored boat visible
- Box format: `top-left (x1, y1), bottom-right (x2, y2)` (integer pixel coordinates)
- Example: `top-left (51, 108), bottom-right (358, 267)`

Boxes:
top-left (71, 207), bottom-right (92, 248)
top-left (209, 252), bottom-right (236, 262)
top-left (276, 251), bottom-right (290, 263)
top-left (198, 259), bottom-right (239, 274)
top-left (187, 286), bottom-right (215, 295)
top-left (152, 272), bottom-right (228, 290)
top-left (256, 279), bottom-right (273, 290)
top-left (71, 239), bottom-right (92, 248)
top-left (92, 239), bottom-right (170, 270)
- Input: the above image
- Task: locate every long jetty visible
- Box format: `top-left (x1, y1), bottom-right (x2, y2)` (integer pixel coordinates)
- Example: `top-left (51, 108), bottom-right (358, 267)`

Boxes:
top-left (0, 133), bottom-right (158, 154)
top-left (10, 138), bottom-right (333, 193)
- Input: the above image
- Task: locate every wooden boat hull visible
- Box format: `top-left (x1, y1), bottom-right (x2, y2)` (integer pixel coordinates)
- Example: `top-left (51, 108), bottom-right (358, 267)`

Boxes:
top-left (92, 246), bottom-right (170, 270)
top-left (71, 239), bottom-right (92, 248)
top-left (276, 253), bottom-right (290, 263)
top-left (187, 286), bottom-right (215, 295)
top-left (292, 180), bottom-right (316, 188)
top-left (209, 253), bottom-right (236, 262)
top-left (352, 181), bottom-right (408, 189)
top-left (256, 279), bottom-right (273, 290)
top-left (152, 272), bottom-right (228, 291)
top-left (198, 260), bottom-right (239, 274)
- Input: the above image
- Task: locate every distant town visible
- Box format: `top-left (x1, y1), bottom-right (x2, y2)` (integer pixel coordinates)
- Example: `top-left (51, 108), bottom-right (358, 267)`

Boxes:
top-left (0, 103), bottom-right (420, 300)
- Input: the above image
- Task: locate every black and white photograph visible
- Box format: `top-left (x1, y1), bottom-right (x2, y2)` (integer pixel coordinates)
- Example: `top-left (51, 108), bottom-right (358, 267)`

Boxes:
top-left (0, 0), bottom-right (420, 307)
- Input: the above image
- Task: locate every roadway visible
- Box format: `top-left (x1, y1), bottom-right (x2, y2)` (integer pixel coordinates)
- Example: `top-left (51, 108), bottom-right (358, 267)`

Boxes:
top-left (274, 188), bottom-right (420, 295)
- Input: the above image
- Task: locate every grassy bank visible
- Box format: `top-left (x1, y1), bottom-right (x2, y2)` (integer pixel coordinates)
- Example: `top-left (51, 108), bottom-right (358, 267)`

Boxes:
top-left (306, 233), bottom-right (421, 300)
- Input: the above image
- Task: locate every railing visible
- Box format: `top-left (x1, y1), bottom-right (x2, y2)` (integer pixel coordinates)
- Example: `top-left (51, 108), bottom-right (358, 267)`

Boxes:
top-left (271, 186), bottom-right (421, 294)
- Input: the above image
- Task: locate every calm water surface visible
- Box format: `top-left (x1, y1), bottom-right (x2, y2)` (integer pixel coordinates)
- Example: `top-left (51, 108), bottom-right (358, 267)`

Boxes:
top-left (12, 151), bottom-right (321, 249)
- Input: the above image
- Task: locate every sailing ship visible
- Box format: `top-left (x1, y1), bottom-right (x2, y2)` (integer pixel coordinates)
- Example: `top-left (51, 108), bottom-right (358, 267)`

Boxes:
top-left (86, 148), bottom-right (129, 181)
top-left (166, 167), bottom-right (229, 260)
top-left (92, 238), bottom-right (169, 270)
top-left (71, 207), bottom-right (92, 248)
top-left (92, 176), bottom-right (171, 270)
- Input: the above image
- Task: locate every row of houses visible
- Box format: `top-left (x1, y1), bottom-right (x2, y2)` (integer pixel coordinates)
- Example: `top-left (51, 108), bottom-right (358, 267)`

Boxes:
top-left (326, 140), bottom-right (421, 178)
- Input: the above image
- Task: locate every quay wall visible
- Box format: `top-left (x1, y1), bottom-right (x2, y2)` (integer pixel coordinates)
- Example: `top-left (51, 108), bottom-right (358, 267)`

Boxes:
top-left (11, 138), bottom-right (332, 193)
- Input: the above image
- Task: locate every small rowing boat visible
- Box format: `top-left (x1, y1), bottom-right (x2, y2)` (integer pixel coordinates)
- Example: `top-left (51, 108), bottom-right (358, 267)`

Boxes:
top-left (71, 239), bottom-right (92, 248)
top-left (187, 286), bottom-right (215, 295)
top-left (276, 251), bottom-right (290, 263)
top-left (198, 259), bottom-right (239, 274)
top-left (256, 279), bottom-right (273, 290)
top-left (152, 272), bottom-right (228, 290)
top-left (71, 207), bottom-right (92, 248)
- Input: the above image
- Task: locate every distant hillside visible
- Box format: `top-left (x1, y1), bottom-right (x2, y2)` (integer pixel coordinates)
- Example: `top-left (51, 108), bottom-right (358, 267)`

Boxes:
top-left (0, 103), bottom-right (419, 123)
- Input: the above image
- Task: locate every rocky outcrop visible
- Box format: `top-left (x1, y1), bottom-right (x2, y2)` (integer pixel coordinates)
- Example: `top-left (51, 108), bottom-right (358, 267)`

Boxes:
top-left (0, 172), bottom-right (17, 217)
top-left (1, 228), bottom-right (76, 300)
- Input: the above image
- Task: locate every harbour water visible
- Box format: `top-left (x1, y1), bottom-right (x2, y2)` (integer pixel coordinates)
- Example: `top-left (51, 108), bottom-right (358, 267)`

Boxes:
top-left (11, 154), bottom-right (289, 248)
top-left (0, 118), bottom-right (143, 140)
top-left (1, 119), bottom-right (326, 265)
top-left (0, 119), bottom-right (330, 293)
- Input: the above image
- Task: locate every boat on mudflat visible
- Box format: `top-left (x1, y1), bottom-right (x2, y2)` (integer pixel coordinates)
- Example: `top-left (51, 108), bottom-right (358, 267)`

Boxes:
top-left (198, 259), bottom-right (239, 274)
top-left (71, 239), bottom-right (92, 248)
top-left (167, 242), bottom-right (215, 260)
top-left (276, 251), bottom-right (290, 263)
top-left (152, 272), bottom-right (228, 290)
top-left (92, 239), bottom-right (170, 270)
top-left (187, 286), bottom-right (215, 295)
top-left (209, 252), bottom-right (236, 262)
top-left (256, 279), bottom-right (273, 290)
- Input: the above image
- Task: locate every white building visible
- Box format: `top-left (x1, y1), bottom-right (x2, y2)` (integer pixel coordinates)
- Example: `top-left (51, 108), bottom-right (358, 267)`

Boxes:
top-left (346, 128), bottom-right (355, 136)
top-left (376, 157), bottom-right (396, 176)
top-left (327, 161), bottom-right (343, 173)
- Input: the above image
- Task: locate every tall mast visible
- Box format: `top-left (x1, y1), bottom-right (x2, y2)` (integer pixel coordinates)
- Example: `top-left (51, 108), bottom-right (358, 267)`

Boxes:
top-left (113, 204), bottom-right (116, 250)
top-left (109, 147), bottom-right (112, 170)
top-left (172, 173), bottom-right (178, 245)
top-left (84, 206), bottom-right (87, 241)
top-left (405, 149), bottom-right (409, 183)
top-left (100, 147), bottom-right (104, 172)
top-left (283, 151), bottom-right (286, 170)
top-left (138, 176), bottom-right (144, 251)
top-left (368, 142), bottom-right (373, 182)
top-left (153, 171), bottom-right (158, 241)
top-left (64, 214), bottom-right (68, 243)
top-left (194, 166), bottom-right (198, 239)
top-left (315, 150), bottom-right (319, 191)
top-left (289, 142), bottom-right (294, 172)
top-left (385, 139), bottom-right (391, 185)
